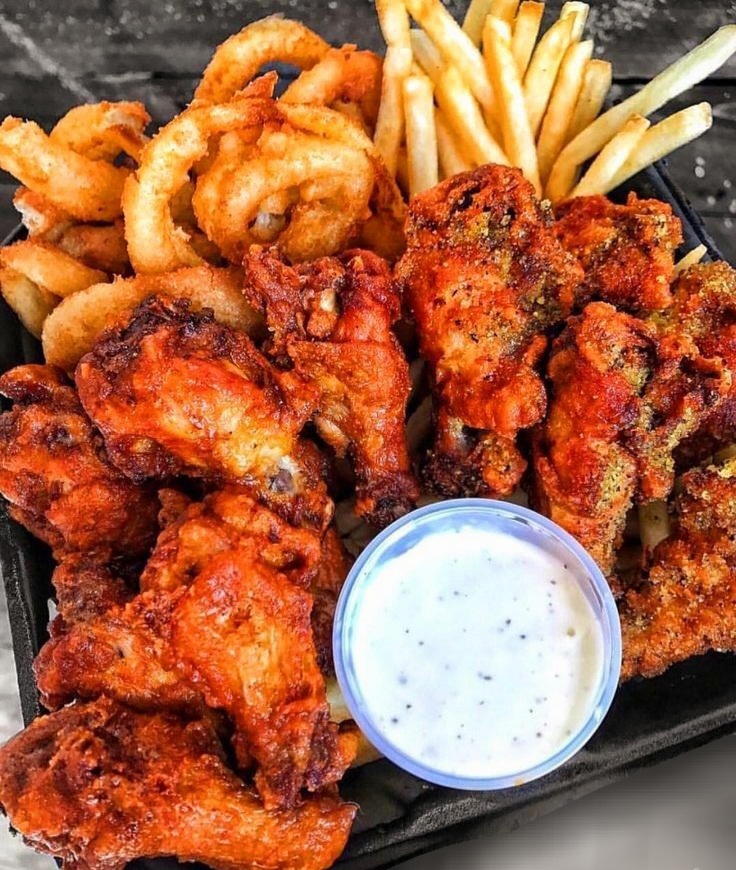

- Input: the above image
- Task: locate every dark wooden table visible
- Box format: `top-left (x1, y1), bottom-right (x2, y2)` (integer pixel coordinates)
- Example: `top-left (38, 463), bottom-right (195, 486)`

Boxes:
top-left (0, 1), bottom-right (734, 257)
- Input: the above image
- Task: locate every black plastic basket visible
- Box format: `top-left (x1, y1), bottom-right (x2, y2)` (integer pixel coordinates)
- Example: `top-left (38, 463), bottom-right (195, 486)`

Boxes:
top-left (1, 163), bottom-right (733, 870)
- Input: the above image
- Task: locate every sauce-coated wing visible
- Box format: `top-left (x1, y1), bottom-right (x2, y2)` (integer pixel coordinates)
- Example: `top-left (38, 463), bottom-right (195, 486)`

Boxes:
top-left (0, 698), bottom-right (355, 870)
top-left (395, 165), bottom-right (582, 497)
top-left (0, 364), bottom-right (158, 560)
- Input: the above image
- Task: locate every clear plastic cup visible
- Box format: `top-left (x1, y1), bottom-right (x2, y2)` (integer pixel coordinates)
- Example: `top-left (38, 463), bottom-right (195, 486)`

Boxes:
top-left (333, 499), bottom-right (622, 790)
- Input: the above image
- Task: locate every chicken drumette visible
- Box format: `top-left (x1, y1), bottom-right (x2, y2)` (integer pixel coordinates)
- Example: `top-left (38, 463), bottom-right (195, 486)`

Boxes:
top-left (395, 165), bottom-right (582, 497)
top-left (0, 364), bottom-right (159, 560)
top-left (243, 247), bottom-right (419, 527)
top-left (75, 295), bottom-right (331, 530)
top-left (0, 698), bottom-right (355, 870)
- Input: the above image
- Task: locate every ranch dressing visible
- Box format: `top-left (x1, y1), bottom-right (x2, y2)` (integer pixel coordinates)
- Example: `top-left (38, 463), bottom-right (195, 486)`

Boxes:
top-left (349, 522), bottom-right (605, 781)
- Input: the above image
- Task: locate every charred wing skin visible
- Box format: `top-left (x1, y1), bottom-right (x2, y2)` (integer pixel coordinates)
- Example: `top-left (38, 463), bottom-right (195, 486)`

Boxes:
top-left (0, 698), bottom-right (356, 870)
top-left (395, 165), bottom-right (582, 497)
top-left (621, 460), bottom-right (736, 679)
top-left (556, 193), bottom-right (683, 313)
top-left (0, 364), bottom-right (159, 560)
top-left (244, 247), bottom-right (419, 528)
top-left (75, 295), bottom-right (331, 530)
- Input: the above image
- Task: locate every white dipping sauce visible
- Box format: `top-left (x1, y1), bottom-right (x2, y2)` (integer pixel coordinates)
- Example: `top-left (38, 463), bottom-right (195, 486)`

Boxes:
top-left (350, 524), bottom-right (604, 780)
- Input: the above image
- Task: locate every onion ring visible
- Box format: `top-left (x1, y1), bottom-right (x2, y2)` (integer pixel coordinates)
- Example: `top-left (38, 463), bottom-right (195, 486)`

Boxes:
top-left (194, 16), bottom-right (329, 106)
top-left (13, 187), bottom-right (74, 240)
top-left (50, 101), bottom-right (151, 162)
top-left (122, 98), bottom-right (275, 274)
top-left (0, 266), bottom-right (59, 338)
top-left (56, 222), bottom-right (130, 275)
top-left (0, 117), bottom-right (128, 221)
top-left (0, 240), bottom-right (107, 297)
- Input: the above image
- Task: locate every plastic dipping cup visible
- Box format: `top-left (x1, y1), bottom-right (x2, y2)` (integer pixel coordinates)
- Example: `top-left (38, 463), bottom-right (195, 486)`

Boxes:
top-left (333, 499), bottom-right (622, 790)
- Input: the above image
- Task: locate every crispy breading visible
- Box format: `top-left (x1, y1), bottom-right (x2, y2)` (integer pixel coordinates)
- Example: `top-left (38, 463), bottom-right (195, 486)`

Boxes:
top-left (621, 459), bottom-right (736, 679)
top-left (532, 302), bottom-right (727, 582)
top-left (0, 364), bottom-right (159, 560)
top-left (0, 698), bottom-right (355, 870)
top-left (75, 295), bottom-right (332, 530)
top-left (310, 527), bottom-right (351, 677)
top-left (395, 165), bottom-right (582, 497)
top-left (244, 247), bottom-right (419, 527)
top-left (556, 193), bottom-right (683, 312)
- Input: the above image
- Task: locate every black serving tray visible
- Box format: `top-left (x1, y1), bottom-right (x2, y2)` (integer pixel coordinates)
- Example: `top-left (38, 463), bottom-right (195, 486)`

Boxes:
top-left (1, 163), bottom-right (734, 870)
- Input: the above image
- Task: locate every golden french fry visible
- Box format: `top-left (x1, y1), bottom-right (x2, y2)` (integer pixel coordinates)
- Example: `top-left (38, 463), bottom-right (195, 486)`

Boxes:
top-left (566, 59), bottom-right (613, 143)
top-left (373, 44), bottom-right (414, 176)
top-left (410, 28), bottom-right (444, 80)
top-left (674, 243), bottom-right (707, 275)
top-left (547, 26), bottom-right (736, 202)
top-left (490, 0), bottom-right (520, 23)
top-left (0, 240), bottom-right (107, 298)
top-left (435, 108), bottom-right (474, 178)
top-left (605, 102), bottom-right (713, 193)
top-left (536, 39), bottom-right (593, 184)
top-left (434, 64), bottom-right (509, 167)
top-left (462, 0), bottom-right (493, 44)
top-left (512, 1), bottom-right (545, 77)
top-left (523, 15), bottom-right (574, 137)
top-left (569, 114), bottom-right (650, 198)
top-left (376, 0), bottom-right (411, 48)
top-left (483, 17), bottom-right (541, 194)
top-left (402, 74), bottom-right (439, 196)
top-left (404, 0), bottom-right (495, 113)
top-left (560, 1), bottom-right (589, 41)
top-left (0, 267), bottom-right (59, 339)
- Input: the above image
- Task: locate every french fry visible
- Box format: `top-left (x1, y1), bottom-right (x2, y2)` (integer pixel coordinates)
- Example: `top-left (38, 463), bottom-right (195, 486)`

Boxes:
top-left (489, 0), bottom-right (520, 24)
top-left (376, 0), bottom-right (411, 48)
top-left (410, 28), bottom-right (444, 80)
top-left (396, 146), bottom-right (410, 193)
top-left (373, 44), bottom-right (414, 176)
top-left (404, 0), bottom-right (495, 113)
top-left (674, 243), bottom-right (707, 275)
top-left (403, 73), bottom-right (439, 196)
top-left (560, 1), bottom-right (589, 41)
top-left (605, 102), bottom-right (713, 193)
top-left (570, 115), bottom-right (649, 198)
top-left (569, 114), bottom-right (650, 198)
top-left (483, 17), bottom-right (541, 194)
top-left (512, 1), bottom-right (545, 77)
top-left (434, 64), bottom-right (509, 167)
top-left (536, 39), bottom-right (593, 184)
top-left (462, 0), bottom-right (493, 44)
top-left (0, 267), bottom-right (58, 339)
top-left (547, 26), bottom-right (736, 202)
top-left (523, 15), bottom-right (575, 138)
top-left (566, 59), bottom-right (613, 143)
top-left (435, 109), bottom-right (473, 178)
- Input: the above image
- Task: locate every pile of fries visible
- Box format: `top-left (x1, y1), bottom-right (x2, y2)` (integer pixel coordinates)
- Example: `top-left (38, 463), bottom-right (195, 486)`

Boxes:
top-left (375, 0), bottom-right (735, 199)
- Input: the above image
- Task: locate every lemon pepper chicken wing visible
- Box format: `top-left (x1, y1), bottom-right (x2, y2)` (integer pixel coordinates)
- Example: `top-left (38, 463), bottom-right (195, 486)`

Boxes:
top-left (0, 364), bottom-right (159, 560)
top-left (243, 247), bottom-right (419, 527)
top-left (555, 193), bottom-right (683, 313)
top-left (0, 698), bottom-right (356, 870)
top-left (621, 458), bottom-right (736, 679)
top-left (395, 165), bottom-right (582, 497)
top-left (532, 302), bottom-right (727, 582)
top-left (75, 295), bottom-right (332, 529)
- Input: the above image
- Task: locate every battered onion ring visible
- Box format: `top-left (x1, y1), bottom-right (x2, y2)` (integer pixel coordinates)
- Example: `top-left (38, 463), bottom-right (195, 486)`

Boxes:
top-left (194, 16), bottom-right (329, 106)
top-left (0, 267), bottom-right (59, 339)
top-left (282, 46), bottom-right (383, 131)
top-left (0, 117), bottom-right (128, 221)
top-left (122, 98), bottom-right (275, 274)
top-left (192, 106), bottom-right (376, 263)
top-left (50, 101), bottom-right (151, 162)
top-left (13, 187), bottom-right (74, 240)
top-left (0, 240), bottom-right (107, 297)
top-left (56, 221), bottom-right (130, 275)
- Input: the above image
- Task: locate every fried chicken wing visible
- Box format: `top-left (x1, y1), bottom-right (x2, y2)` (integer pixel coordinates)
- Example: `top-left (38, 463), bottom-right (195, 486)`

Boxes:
top-left (75, 295), bottom-right (331, 529)
top-left (555, 193), bottom-right (683, 312)
top-left (532, 302), bottom-right (726, 582)
top-left (0, 698), bottom-right (355, 870)
top-left (310, 527), bottom-right (351, 677)
top-left (244, 247), bottom-right (419, 527)
top-left (621, 458), bottom-right (736, 679)
top-left (395, 165), bottom-right (582, 497)
top-left (0, 364), bottom-right (159, 560)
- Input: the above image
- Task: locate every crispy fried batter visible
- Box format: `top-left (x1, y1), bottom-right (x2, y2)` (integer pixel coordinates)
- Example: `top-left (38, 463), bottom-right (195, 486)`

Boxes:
top-left (0, 364), bottom-right (159, 560)
top-left (311, 527), bottom-right (351, 677)
top-left (0, 698), bottom-right (355, 870)
top-left (621, 458), bottom-right (736, 679)
top-left (532, 302), bottom-right (727, 582)
top-left (75, 295), bottom-right (332, 529)
top-left (395, 165), bottom-right (582, 497)
top-left (244, 247), bottom-right (419, 527)
top-left (555, 193), bottom-right (683, 312)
